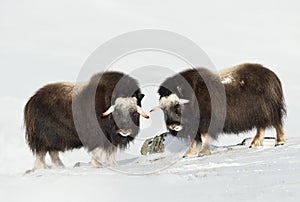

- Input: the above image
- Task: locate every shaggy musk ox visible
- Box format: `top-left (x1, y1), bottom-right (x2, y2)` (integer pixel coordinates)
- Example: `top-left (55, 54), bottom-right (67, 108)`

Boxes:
top-left (24, 71), bottom-right (149, 171)
top-left (152, 63), bottom-right (286, 157)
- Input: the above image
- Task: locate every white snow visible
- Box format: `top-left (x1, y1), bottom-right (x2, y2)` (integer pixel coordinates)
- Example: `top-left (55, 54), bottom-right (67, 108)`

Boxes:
top-left (1, 0), bottom-right (300, 201)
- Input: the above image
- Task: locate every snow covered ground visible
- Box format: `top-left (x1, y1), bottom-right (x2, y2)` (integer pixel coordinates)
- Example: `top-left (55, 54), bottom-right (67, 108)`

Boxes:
top-left (1, 136), bottom-right (300, 202)
top-left (0, 96), bottom-right (299, 202)
top-left (1, 0), bottom-right (300, 201)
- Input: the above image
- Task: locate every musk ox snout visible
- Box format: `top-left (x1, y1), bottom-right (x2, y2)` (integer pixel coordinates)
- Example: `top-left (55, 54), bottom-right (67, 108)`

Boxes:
top-left (168, 123), bottom-right (183, 132)
top-left (117, 129), bottom-right (133, 137)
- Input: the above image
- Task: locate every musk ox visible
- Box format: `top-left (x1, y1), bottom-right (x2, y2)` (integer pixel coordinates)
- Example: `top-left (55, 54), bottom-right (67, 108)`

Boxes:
top-left (24, 71), bottom-right (149, 171)
top-left (152, 63), bottom-right (286, 157)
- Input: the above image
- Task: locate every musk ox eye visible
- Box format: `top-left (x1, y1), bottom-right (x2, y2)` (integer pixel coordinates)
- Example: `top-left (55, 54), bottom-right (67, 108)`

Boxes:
top-left (133, 111), bottom-right (139, 117)
top-left (113, 110), bottom-right (123, 117)
top-left (128, 108), bottom-right (139, 117)
top-left (174, 104), bottom-right (181, 114)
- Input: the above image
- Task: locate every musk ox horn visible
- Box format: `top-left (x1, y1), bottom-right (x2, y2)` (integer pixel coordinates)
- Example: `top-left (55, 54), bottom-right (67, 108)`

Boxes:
top-left (102, 105), bottom-right (115, 117)
top-left (150, 106), bottom-right (161, 113)
top-left (137, 106), bottom-right (150, 119)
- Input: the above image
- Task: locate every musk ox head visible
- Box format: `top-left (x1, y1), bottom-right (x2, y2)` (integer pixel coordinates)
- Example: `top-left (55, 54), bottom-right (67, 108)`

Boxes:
top-left (151, 78), bottom-right (200, 138)
top-left (157, 93), bottom-right (189, 134)
top-left (103, 96), bottom-right (149, 137)
top-left (152, 68), bottom-right (226, 139)
top-left (73, 71), bottom-right (150, 150)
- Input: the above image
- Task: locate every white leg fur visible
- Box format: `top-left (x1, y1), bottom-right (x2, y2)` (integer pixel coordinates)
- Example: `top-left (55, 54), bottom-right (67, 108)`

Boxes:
top-left (91, 147), bottom-right (103, 168)
top-left (183, 139), bottom-right (199, 158)
top-left (250, 128), bottom-right (265, 147)
top-left (49, 151), bottom-right (65, 168)
top-left (275, 125), bottom-right (285, 146)
top-left (106, 151), bottom-right (117, 166)
top-left (33, 152), bottom-right (47, 170)
top-left (199, 133), bottom-right (212, 156)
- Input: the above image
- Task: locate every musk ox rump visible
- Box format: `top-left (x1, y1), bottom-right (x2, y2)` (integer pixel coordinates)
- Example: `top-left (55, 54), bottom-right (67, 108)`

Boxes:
top-left (154, 63), bottom-right (286, 157)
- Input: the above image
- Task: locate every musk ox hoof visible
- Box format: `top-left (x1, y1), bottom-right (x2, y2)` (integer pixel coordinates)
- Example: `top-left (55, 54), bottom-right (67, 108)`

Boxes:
top-left (55, 165), bottom-right (65, 169)
top-left (275, 143), bottom-right (285, 147)
top-left (198, 150), bottom-right (211, 157)
top-left (183, 151), bottom-right (199, 158)
top-left (249, 144), bottom-right (263, 148)
top-left (275, 138), bottom-right (285, 147)
top-left (183, 153), bottom-right (198, 158)
top-left (90, 159), bottom-right (103, 168)
top-left (249, 145), bottom-right (260, 148)
top-left (250, 141), bottom-right (263, 148)
top-left (25, 165), bottom-right (50, 174)
top-left (107, 161), bottom-right (118, 167)
top-left (52, 163), bottom-right (65, 169)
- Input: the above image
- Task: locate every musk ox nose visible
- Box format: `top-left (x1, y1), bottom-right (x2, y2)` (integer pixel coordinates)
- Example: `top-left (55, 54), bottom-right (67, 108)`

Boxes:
top-left (168, 123), bottom-right (183, 132)
top-left (117, 129), bottom-right (133, 137)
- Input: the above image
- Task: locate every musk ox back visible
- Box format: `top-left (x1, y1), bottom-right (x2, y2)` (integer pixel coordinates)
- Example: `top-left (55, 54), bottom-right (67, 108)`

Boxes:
top-left (24, 71), bottom-right (149, 172)
top-left (154, 63), bottom-right (286, 157)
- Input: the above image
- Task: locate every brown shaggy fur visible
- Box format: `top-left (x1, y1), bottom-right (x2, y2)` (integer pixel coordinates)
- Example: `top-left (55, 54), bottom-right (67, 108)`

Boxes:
top-left (24, 71), bottom-right (144, 169)
top-left (158, 63), bottom-right (286, 153)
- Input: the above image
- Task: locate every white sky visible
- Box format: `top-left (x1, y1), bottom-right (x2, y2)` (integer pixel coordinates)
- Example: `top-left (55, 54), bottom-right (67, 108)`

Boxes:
top-left (0, 0), bottom-right (299, 136)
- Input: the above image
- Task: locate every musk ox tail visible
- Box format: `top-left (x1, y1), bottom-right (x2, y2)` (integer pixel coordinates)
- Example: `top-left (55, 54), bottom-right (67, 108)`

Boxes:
top-left (24, 97), bottom-right (37, 153)
top-left (266, 69), bottom-right (287, 125)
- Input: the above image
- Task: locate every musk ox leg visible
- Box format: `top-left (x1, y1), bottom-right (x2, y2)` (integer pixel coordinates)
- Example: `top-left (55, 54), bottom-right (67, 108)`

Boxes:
top-left (275, 124), bottom-right (286, 146)
top-left (33, 151), bottom-right (47, 170)
top-left (250, 128), bottom-right (265, 148)
top-left (198, 133), bottom-right (212, 156)
top-left (49, 151), bottom-right (65, 168)
top-left (106, 151), bottom-right (117, 166)
top-left (90, 147), bottom-right (103, 168)
top-left (183, 139), bottom-right (199, 158)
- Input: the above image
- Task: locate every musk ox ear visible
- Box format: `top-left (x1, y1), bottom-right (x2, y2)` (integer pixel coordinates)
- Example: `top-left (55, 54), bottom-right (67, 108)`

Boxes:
top-left (137, 93), bottom-right (145, 100)
top-left (133, 91), bottom-right (145, 100)
top-left (158, 86), bottom-right (172, 98)
top-left (133, 91), bottom-right (145, 107)
top-left (102, 105), bottom-right (115, 117)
